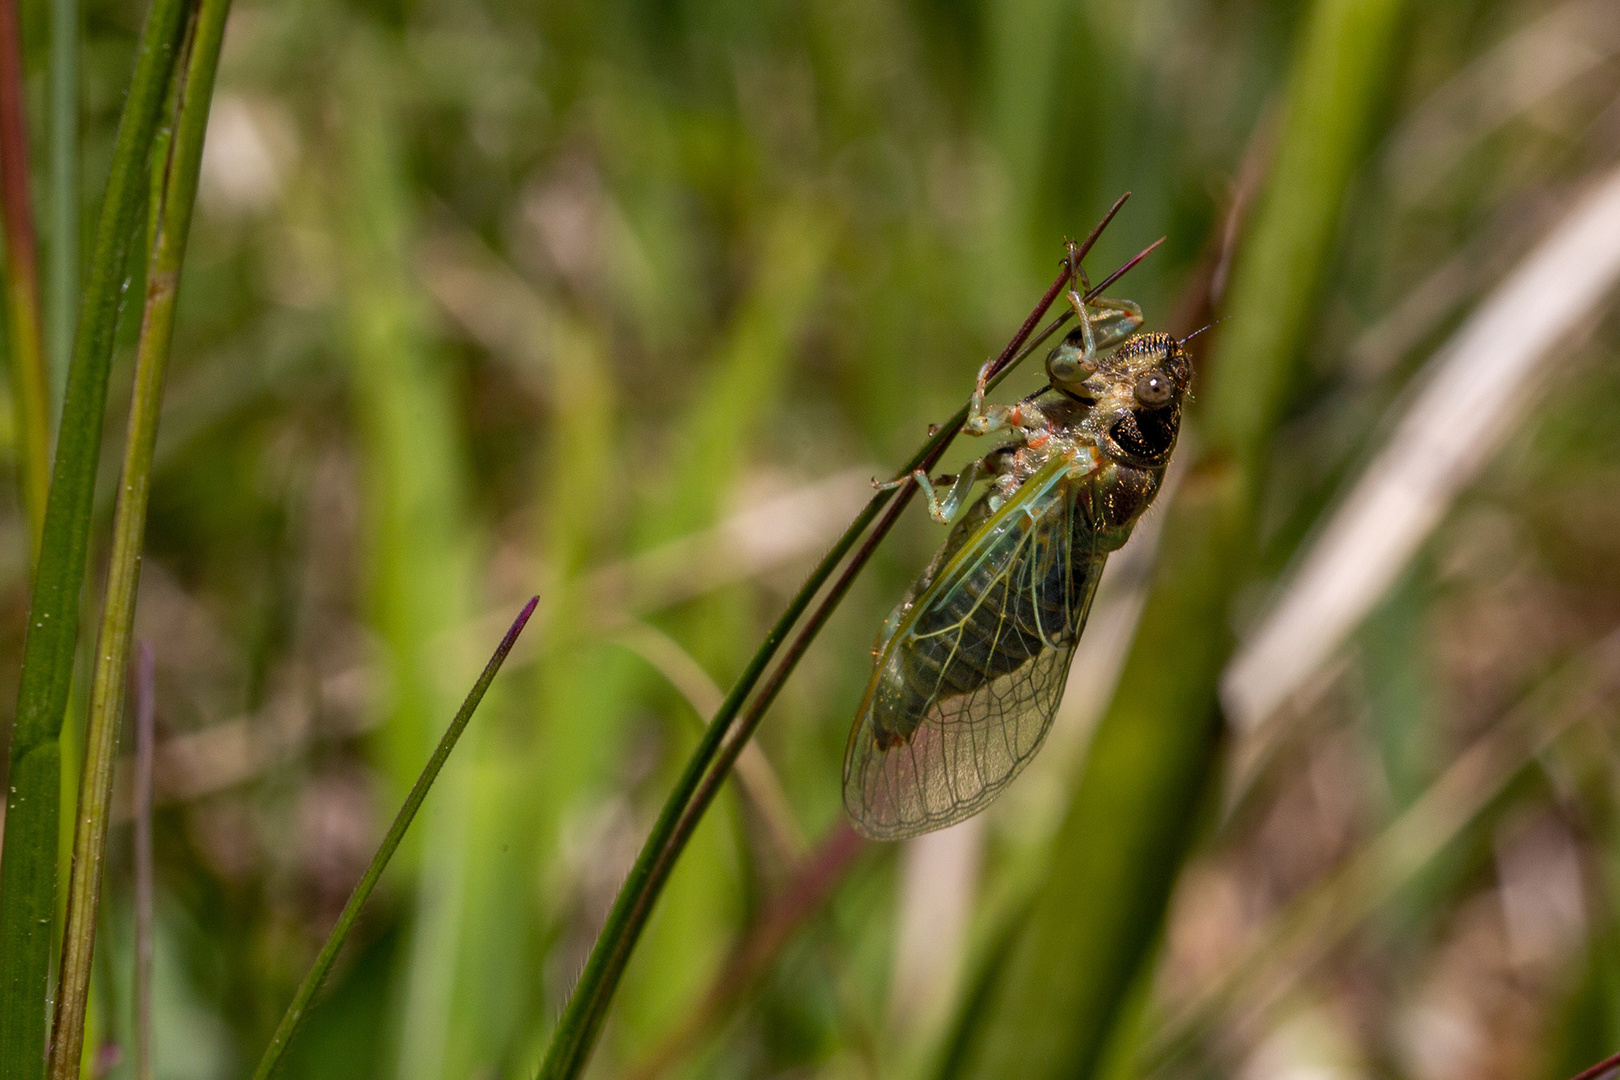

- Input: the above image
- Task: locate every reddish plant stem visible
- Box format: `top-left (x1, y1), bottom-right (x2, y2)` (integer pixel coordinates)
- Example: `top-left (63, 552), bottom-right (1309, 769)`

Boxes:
top-left (1569, 1052), bottom-right (1620, 1080)
top-left (0, 0), bottom-right (50, 552)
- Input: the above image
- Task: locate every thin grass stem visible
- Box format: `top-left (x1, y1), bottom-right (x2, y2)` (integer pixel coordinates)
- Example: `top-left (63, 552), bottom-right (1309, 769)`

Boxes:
top-left (538, 208), bottom-right (1156, 1080)
top-left (46, 0), bottom-right (230, 1071)
top-left (623, 822), bottom-right (868, 1080)
top-left (1567, 1050), bottom-right (1620, 1080)
top-left (249, 596), bottom-right (539, 1080)
top-left (0, 0), bottom-right (193, 1068)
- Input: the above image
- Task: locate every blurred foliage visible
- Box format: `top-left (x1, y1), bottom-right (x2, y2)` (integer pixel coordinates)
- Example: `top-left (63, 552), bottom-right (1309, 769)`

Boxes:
top-left (1, 0), bottom-right (1620, 1077)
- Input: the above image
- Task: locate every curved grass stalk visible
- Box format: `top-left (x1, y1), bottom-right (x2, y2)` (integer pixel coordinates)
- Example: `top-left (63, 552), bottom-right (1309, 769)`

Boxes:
top-left (621, 821), bottom-right (869, 1080)
top-left (537, 195), bottom-right (1155, 1080)
top-left (613, 619), bottom-right (806, 864)
top-left (46, 0), bottom-right (231, 1072)
top-left (1565, 1049), bottom-right (1620, 1080)
top-left (249, 597), bottom-right (539, 1080)
top-left (0, 0), bottom-right (193, 1070)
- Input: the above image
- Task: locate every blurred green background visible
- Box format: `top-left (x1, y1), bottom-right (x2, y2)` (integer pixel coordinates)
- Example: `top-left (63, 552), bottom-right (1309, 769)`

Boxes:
top-left (4, 0), bottom-right (1620, 1077)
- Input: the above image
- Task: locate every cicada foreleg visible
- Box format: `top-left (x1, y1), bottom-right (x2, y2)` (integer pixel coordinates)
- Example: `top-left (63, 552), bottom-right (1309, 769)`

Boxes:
top-left (1051, 242), bottom-right (1145, 380)
top-left (1086, 295), bottom-right (1144, 353)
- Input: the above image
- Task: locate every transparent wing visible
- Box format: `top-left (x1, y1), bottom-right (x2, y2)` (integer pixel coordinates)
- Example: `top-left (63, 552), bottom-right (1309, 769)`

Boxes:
top-left (844, 467), bottom-right (1107, 840)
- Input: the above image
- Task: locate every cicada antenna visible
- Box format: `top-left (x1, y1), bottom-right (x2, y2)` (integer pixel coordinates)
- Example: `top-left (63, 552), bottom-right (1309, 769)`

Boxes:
top-left (1180, 317), bottom-right (1226, 345)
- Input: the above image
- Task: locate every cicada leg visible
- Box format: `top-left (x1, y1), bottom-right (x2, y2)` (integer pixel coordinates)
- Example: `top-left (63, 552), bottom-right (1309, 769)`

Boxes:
top-left (1086, 295), bottom-right (1144, 352)
top-left (874, 457), bottom-right (995, 524)
top-left (1062, 241), bottom-right (1145, 358)
top-left (963, 361), bottom-right (1054, 437)
top-left (1046, 249), bottom-right (1145, 391)
top-left (1065, 245), bottom-right (1100, 363)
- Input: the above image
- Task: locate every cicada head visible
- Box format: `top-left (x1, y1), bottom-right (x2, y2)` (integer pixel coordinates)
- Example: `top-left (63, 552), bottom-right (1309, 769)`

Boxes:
top-left (1089, 332), bottom-right (1192, 468)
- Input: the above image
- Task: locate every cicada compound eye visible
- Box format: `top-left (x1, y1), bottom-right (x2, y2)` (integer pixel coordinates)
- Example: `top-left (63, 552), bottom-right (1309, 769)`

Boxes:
top-left (1134, 370), bottom-right (1173, 407)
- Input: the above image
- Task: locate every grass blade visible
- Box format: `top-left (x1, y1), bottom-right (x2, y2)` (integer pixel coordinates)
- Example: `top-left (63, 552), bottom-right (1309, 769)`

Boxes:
top-left (249, 596), bottom-right (539, 1080)
top-left (613, 619), bottom-right (806, 864)
top-left (937, 1), bottom-right (1409, 1077)
top-left (537, 209), bottom-right (1146, 1080)
top-left (0, 0), bottom-right (192, 1068)
top-left (45, 0), bottom-right (229, 1070)
top-left (328, 39), bottom-right (480, 1077)
top-left (535, 260), bottom-right (1073, 1080)
top-left (1223, 164), bottom-right (1620, 732)
top-left (0, 0), bottom-right (51, 553)
top-left (621, 822), bottom-right (868, 1080)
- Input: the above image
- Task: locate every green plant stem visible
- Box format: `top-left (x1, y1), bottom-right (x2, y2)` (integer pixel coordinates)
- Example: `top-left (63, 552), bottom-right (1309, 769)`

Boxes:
top-left (537, 198), bottom-right (1150, 1079)
top-left (250, 596), bottom-right (539, 1080)
top-left (536, 264), bottom-right (1068, 1080)
top-left (47, 0), bottom-right (77, 421)
top-left (623, 822), bottom-right (869, 1080)
top-left (939, 2), bottom-right (1409, 1077)
top-left (45, 0), bottom-right (229, 1073)
top-left (0, 0), bottom-right (191, 1068)
top-left (0, 0), bottom-right (50, 554)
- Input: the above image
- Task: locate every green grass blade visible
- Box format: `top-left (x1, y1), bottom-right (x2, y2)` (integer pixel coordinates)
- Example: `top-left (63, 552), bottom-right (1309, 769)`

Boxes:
top-left (132, 642), bottom-right (155, 1080)
top-left (327, 36), bottom-right (479, 1077)
top-left (46, 0), bottom-right (76, 422)
top-left (250, 596), bottom-right (539, 1080)
top-left (0, 0), bottom-right (192, 1068)
top-left (0, 0), bottom-right (52, 554)
top-left (534, 239), bottom-right (1124, 1079)
top-left (615, 197), bottom-right (831, 1049)
top-left (937, 1), bottom-right (1410, 1077)
top-left (46, 0), bottom-right (230, 1071)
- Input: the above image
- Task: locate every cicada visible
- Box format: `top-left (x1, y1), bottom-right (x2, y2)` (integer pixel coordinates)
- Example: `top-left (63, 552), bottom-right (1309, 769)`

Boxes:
top-left (844, 256), bottom-right (1191, 841)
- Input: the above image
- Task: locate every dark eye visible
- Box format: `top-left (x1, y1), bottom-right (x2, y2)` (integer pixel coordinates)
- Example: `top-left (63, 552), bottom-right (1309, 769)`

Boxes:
top-left (1109, 405), bottom-right (1179, 462)
top-left (1134, 370), bottom-right (1173, 407)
